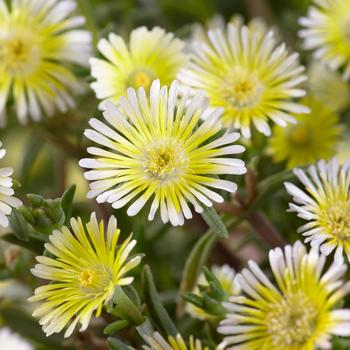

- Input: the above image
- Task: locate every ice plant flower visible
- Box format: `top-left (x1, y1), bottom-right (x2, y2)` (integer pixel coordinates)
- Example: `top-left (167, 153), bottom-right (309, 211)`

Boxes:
top-left (90, 26), bottom-right (187, 108)
top-left (79, 80), bottom-right (246, 226)
top-left (0, 328), bottom-right (33, 350)
top-left (187, 265), bottom-right (239, 320)
top-left (29, 213), bottom-right (142, 337)
top-left (143, 332), bottom-right (208, 350)
top-left (218, 241), bottom-right (350, 350)
top-left (0, 142), bottom-right (22, 227)
top-left (285, 158), bottom-right (350, 264)
top-left (299, 0), bottom-right (350, 80)
top-left (179, 21), bottom-right (308, 138)
top-left (0, 0), bottom-right (92, 125)
top-left (269, 96), bottom-right (341, 168)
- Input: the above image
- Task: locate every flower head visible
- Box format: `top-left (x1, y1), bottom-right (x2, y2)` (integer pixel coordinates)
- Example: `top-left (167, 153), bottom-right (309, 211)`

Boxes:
top-left (143, 332), bottom-right (208, 350)
top-left (90, 27), bottom-right (187, 108)
top-left (186, 265), bottom-right (239, 320)
top-left (0, 328), bottom-right (33, 350)
top-left (300, 0), bottom-right (350, 80)
top-left (0, 0), bottom-right (92, 124)
top-left (179, 21), bottom-right (308, 138)
top-left (79, 80), bottom-right (246, 226)
top-left (269, 96), bottom-right (341, 168)
top-left (29, 213), bottom-right (141, 337)
top-left (0, 142), bottom-right (22, 227)
top-left (218, 241), bottom-right (350, 350)
top-left (285, 158), bottom-right (350, 264)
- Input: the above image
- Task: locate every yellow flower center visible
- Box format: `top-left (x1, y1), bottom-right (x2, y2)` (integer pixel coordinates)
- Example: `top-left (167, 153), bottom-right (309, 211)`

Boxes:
top-left (144, 140), bottom-right (188, 182)
top-left (80, 269), bottom-right (96, 287)
top-left (289, 125), bottom-right (310, 146)
top-left (266, 291), bottom-right (317, 348)
top-left (129, 71), bottom-right (153, 90)
top-left (0, 36), bottom-right (40, 75)
top-left (224, 70), bottom-right (264, 109)
top-left (318, 201), bottom-right (350, 241)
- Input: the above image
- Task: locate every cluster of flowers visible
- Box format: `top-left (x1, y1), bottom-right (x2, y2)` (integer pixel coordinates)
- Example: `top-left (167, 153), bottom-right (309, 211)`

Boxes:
top-left (1, 0), bottom-right (350, 349)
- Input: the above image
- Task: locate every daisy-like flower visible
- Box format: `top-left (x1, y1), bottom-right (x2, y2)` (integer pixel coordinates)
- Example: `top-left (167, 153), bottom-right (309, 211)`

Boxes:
top-left (285, 158), bottom-right (350, 264)
top-left (0, 142), bottom-right (22, 227)
top-left (269, 96), bottom-right (341, 168)
top-left (90, 26), bottom-right (187, 108)
top-left (0, 328), bottom-right (33, 350)
top-left (143, 332), bottom-right (208, 350)
top-left (29, 213), bottom-right (142, 338)
top-left (186, 265), bottom-right (239, 320)
top-left (79, 80), bottom-right (246, 226)
top-left (0, 0), bottom-right (92, 125)
top-left (218, 241), bottom-right (350, 350)
top-left (299, 0), bottom-right (350, 80)
top-left (178, 20), bottom-right (308, 138)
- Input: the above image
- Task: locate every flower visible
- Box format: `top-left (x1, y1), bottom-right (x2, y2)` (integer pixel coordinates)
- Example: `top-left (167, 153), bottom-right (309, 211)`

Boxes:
top-left (269, 96), bottom-right (341, 168)
top-left (0, 0), bottom-right (92, 125)
top-left (0, 328), bottom-right (33, 350)
top-left (143, 332), bottom-right (208, 350)
top-left (178, 20), bottom-right (308, 138)
top-left (29, 213), bottom-right (142, 337)
top-left (285, 157), bottom-right (350, 264)
top-left (218, 241), bottom-right (350, 350)
top-left (186, 265), bottom-right (239, 320)
top-left (90, 26), bottom-right (187, 108)
top-left (308, 61), bottom-right (350, 112)
top-left (0, 142), bottom-right (22, 227)
top-left (79, 80), bottom-right (246, 226)
top-left (299, 0), bottom-right (350, 80)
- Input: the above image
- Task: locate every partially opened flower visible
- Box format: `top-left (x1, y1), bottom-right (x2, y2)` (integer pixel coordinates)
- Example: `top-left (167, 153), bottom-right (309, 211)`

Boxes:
top-left (179, 20), bottom-right (308, 138)
top-left (29, 213), bottom-right (142, 337)
top-left (0, 328), bottom-right (33, 350)
top-left (90, 26), bottom-right (187, 108)
top-left (269, 96), bottom-right (341, 168)
top-left (285, 158), bottom-right (350, 264)
top-left (0, 0), bottom-right (92, 124)
top-left (143, 332), bottom-right (208, 350)
top-left (218, 241), bottom-right (350, 350)
top-left (79, 80), bottom-right (246, 226)
top-left (0, 142), bottom-right (22, 227)
top-left (299, 0), bottom-right (350, 79)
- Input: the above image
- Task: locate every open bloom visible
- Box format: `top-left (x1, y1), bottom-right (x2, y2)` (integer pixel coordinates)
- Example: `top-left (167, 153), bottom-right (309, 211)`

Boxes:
top-left (0, 142), bottom-right (22, 227)
top-left (0, 0), bottom-right (91, 124)
top-left (143, 332), bottom-right (208, 350)
top-left (29, 213), bottom-right (141, 337)
top-left (285, 158), bottom-right (350, 264)
top-left (90, 26), bottom-right (187, 108)
top-left (299, 0), bottom-right (350, 80)
top-left (0, 328), bottom-right (33, 350)
top-left (79, 80), bottom-right (246, 226)
top-left (218, 241), bottom-right (350, 350)
top-left (187, 265), bottom-right (239, 320)
top-left (179, 21), bottom-right (308, 138)
top-left (269, 96), bottom-right (341, 168)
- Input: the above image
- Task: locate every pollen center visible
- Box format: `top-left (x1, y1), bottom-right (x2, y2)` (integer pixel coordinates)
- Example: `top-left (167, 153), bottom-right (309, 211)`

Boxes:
top-left (224, 69), bottom-right (264, 109)
top-left (289, 125), bottom-right (311, 146)
top-left (266, 291), bottom-right (317, 348)
top-left (144, 140), bottom-right (188, 181)
top-left (80, 269), bottom-right (96, 287)
top-left (129, 71), bottom-right (153, 90)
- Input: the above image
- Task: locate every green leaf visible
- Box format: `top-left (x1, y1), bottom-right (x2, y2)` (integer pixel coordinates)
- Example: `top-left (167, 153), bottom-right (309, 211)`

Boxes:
top-left (201, 207), bottom-right (228, 238)
top-left (104, 320), bottom-right (130, 335)
top-left (1, 233), bottom-right (44, 254)
top-left (107, 337), bottom-right (135, 350)
top-left (141, 265), bottom-right (178, 337)
top-left (135, 317), bottom-right (154, 338)
top-left (9, 209), bottom-right (30, 241)
top-left (176, 230), bottom-right (218, 316)
top-left (61, 185), bottom-right (76, 225)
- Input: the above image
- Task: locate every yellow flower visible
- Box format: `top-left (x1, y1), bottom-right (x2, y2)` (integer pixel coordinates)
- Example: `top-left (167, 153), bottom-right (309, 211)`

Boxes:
top-left (90, 26), bottom-right (187, 108)
top-left (143, 332), bottom-right (208, 350)
top-left (79, 80), bottom-right (246, 226)
top-left (269, 96), bottom-right (341, 168)
top-left (0, 0), bottom-right (91, 124)
top-left (218, 241), bottom-right (350, 350)
top-left (179, 20), bottom-right (308, 138)
top-left (285, 157), bottom-right (350, 264)
top-left (29, 213), bottom-right (141, 338)
top-left (300, 0), bottom-right (350, 79)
